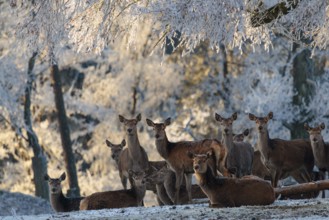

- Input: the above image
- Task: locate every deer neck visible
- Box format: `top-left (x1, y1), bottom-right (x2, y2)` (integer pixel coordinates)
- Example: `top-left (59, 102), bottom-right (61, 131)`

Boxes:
top-left (127, 134), bottom-right (142, 158)
top-left (155, 134), bottom-right (170, 159)
top-left (311, 139), bottom-right (328, 169)
top-left (49, 191), bottom-right (65, 211)
top-left (222, 132), bottom-right (234, 150)
top-left (256, 129), bottom-right (272, 157)
top-left (195, 167), bottom-right (217, 189)
top-left (132, 184), bottom-right (146, 205)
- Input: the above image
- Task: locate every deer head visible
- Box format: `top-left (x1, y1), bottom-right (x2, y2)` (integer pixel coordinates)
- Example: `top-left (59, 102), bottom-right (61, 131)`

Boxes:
top-left (146, 118), bottom-right (171, 140)
top-left (106, 139), bottom-right (126, 162)
top-left (233, 129), bottom-right (250, 142)
top-left (304, 123), bottom-right (325, 143)
top-left (189, 151), bottom-right (213, 174)
top-left (215, 112), bottom-right (237, 136)
top-left (44, 172), bottom-right (66, 194)
top-left (128, 169), bottom-right (146, 186)
top-left (119, 113), bottom-right (142, 136)
top-left (248, 112), bottom-right (273, 133)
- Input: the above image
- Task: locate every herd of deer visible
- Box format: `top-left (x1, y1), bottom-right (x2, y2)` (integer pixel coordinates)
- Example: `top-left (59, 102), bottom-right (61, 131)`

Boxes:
top-left (44, 112), bottom-right (329, 212)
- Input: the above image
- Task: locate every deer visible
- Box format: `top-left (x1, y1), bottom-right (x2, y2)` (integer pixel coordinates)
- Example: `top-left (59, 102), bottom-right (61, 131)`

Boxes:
top-left (79, 170), bottom-right (146, 210)
top-left (146, 117), bottom-right (227, 204)
top-left (145, 165), bottom-right (207, 205)
top-left (215, 112), bottom-right (254, 178)
top-left (248, 112), bottom-right (315, 188)
top-left (105, 138), bottom-right (167, 202)
top-left (44, 172), bottom-right (84, 212)
top-left (118, 113), bottom-right (149, 190)
top-left (190, 151), bottom-right (275, 207)
top-left (304, 122), bottom-right (329, 198)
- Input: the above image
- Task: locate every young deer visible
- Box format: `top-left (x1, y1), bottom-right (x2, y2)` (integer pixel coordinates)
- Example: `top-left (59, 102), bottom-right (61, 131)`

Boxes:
top-left (118, 113), bottom-right (149, 189)
top-left (79, 170), bottom-right (146, 210)
top-left (215, 112), bottom-right (254, 178)
top-left (44, 172), bottom-right (84, 212)
top-left (249, 112), bottom-right (314, 187)
top-left (105, 139), bottom-right (126, 168)
top-left (146, 117), bottom-right (227, 204)
top-left (191, 151), bottom-right (275, 207)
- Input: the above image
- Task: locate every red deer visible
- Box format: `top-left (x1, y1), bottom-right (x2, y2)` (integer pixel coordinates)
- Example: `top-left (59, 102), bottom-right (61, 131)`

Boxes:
top-left (252, 150), bottom-right (271, 180)
top-left (146, 117), bottom-right (227, 204)
top-left (145, 165), bottom-right (207, 205)
top-left (118, 113), bottom-right (149, 189)
top-left (233, 129), bottom-right (250, 142)
top-left (44, 172), bottom-right (84, 212)
top-left (249, 112), bottom-right (314, 187)
top-left (190, 151), bottom-right (275, 207)
top-left (305, 122), bottom-right (329, 197)
top-left (79, 170), bottom-right (146, 210)
top-left (215, 112), bottom-right (254, 178)
top-left (105, 139), bottom-right (126, 168)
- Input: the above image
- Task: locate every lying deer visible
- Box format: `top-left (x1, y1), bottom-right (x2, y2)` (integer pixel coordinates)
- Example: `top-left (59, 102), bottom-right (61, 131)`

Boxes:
top-left (249, 112), bottom-right (314, 187)
top-left (118, 113), bottom-right (149, 189)
top-left (190, 151), bottom-right (275, 207)
top-left (215, 112), bottom-right (254, 178)
top-left (44, 172), bottom-right (84, 212)
top-left (80, 170), bottom-right (146, 210)
top-left (145, 165), bottom-right (207, 205)
top-left (146, 117), bottom-right (227, 204)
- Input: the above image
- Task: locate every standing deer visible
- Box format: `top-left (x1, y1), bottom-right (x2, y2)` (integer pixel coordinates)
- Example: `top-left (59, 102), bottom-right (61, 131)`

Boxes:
top-left (79, 170), bottom-right (146, 210)
top-left (304, 122), bottom-right (329, 198)
top-left (146, 117), bottom-right (227, 204)
top-left (249, 112), bottom-right (314, 188)
top-left (215, 112), bottom-right (254, 178)
top-left (118, 113), bottom-right (149, 189)
top-left (105, 139), bottom-right (126, 168)
top-left (190, 151), bottom-right (275, 207)
top-left (44, 172), bottom-right (84, 212)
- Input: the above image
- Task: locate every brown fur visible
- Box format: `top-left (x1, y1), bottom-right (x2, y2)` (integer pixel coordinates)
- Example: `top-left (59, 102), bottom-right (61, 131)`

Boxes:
top-left (44, 172), bottom-right (84, 212)
top-left (215, 112), bottom-right (254, 178)
top-left (249, 112), bottom-right (314, 188)
top-left (79, 170), bottom-right (146, 210)
top-left (192, 152), bottom-right (275, 207)
top-left (252, 150), bottom-right (271, 179)
top-left (146, 117), bottom-right (227, 204)
top-left (118, 114), bottom-right (149, 189)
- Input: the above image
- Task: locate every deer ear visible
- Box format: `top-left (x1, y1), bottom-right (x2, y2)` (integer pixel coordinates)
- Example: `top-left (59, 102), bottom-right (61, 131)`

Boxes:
top-left (44, 174), bottom-right (50, 181)
top-left (146, 118), bottom-right (154, 127)
top-left (206, 150), bottom-right (213, 158)
top-left (121, 139), bottom-right (126, 147)
top-left (118, 115), bottom-right (125, 123)
top-left (243, 129), bottom-right (249, 136)
top-left (187, 151), bottom-right (194, 159)
top-left (136, 113), bottom-right (142, 121)
top-left (105, 139), bottom-right (112, 147)
top-left (60, 172), bottom-right (66, 181)
top-left (215, 113), bottom-right (222, 122)
top-left (128, 169), bottom-right (134, 176)
top-left (304, 123), bottom-right (310, 131)
top-left (248, 113), bottom-right (256, 121)
top-left (232, 112), bottom-right (238, 120)
top-left (164, 118), bottom-right (171, 126)
top-left (268, 112), bottom-right (273, 119)
top-left (320, 123), bottom-right (325, 130)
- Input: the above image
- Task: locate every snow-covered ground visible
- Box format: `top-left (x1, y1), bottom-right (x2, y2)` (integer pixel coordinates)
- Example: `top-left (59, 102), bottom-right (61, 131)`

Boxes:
top-left (1, 190), bottom-right (329, 220)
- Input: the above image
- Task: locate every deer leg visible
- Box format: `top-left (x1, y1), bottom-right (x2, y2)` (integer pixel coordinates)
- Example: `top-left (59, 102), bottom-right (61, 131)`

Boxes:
top-left (174, 170), bottom-right (184, 205)
top-left (184, 173), bottom-right (192, 203)
top-left (272, 170), bottom-right (281, 188)
top-left (120, 174), bottom-right (128, 190)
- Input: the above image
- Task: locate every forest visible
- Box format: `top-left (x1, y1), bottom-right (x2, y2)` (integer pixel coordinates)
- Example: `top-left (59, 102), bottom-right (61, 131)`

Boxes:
top-left (1, 0), bottom-right (329, 218)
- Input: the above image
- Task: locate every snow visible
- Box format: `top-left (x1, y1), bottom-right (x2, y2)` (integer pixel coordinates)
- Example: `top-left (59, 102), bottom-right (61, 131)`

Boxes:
top-left (1, 191), bottom-right (329, 219)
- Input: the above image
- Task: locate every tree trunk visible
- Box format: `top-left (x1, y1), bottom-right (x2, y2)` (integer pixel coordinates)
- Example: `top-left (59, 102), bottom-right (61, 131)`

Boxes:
top-left (275, 180), bottom-right (329, 197)
top-left (50, 61), bottom-right (80, 197)
top-left (24, 52), bottom-right (49, 200)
